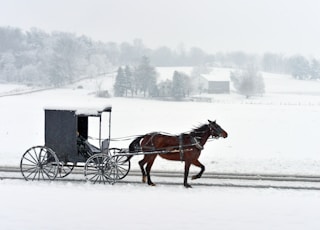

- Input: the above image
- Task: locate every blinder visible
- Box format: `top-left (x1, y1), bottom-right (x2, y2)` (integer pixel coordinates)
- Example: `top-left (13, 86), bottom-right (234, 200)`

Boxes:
top-left (208, 121), bottom-right (224, 138)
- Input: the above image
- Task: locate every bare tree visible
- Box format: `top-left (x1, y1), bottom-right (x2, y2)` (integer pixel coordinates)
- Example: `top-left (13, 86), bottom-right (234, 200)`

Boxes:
top-left (231, 66), bottom-right (265, 98)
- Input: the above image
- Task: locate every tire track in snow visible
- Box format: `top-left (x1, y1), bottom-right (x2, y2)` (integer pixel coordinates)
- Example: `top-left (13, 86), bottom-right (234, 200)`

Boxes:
top-left (1, 166), bottom-right (320, 190)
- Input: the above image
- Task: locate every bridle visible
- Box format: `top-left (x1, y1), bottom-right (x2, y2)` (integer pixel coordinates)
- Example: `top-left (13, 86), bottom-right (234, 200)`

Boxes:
top-left (208, 123), bottom-right (224, 138)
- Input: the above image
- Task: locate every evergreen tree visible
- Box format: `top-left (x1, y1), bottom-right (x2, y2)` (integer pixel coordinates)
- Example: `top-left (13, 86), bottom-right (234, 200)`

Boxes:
top-left (134, 56), bottom-right (157, 97)
top-left (124, 65), bottom-right (133, 96)
top-left (114, 67), bottom-right (126, 96)
top-left (171, 71), bottom-right (191, 100)
top-left (287, 55), bottom-right (310, 80)
top-left (310, 59), bottom-right (320, 80)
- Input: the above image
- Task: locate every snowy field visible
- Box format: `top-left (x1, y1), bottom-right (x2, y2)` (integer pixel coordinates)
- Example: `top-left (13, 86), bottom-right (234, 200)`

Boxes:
top-left (0, 69), bottom-right (320, 229)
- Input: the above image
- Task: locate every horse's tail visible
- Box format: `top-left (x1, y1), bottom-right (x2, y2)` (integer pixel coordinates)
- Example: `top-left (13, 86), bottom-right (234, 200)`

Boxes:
top-left (125, 135), bottom-right (145, 162)
top-left (129, 135), bottom-right (144, 152)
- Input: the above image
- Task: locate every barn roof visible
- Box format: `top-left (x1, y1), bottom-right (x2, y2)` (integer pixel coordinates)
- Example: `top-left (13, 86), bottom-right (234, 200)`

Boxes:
top-left (201, 68), bottom-right (232, 81)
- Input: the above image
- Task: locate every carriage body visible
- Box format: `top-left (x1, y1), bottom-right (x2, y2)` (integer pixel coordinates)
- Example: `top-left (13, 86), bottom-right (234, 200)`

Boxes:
top-left (44, 106), bottom-right (111, 163)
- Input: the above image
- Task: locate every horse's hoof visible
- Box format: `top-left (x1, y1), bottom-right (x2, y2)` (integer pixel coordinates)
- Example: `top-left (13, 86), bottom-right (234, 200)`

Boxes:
top-left (148, 182), bottom-right (156, 186)
top-left (191, 175), bottom-right (199, 180)
top-left (184, 184), bottom-right (192, 188)
top-left (142, 176), bottom-right (147, 183)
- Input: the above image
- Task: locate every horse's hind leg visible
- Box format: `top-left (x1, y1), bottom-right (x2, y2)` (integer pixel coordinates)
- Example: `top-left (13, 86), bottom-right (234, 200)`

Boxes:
top-left (145, 155), bottom-right (157, 186)
top-left (191, 159), bottom-right (205, 180)
top-left (138, 157), bottom-right (148, 183)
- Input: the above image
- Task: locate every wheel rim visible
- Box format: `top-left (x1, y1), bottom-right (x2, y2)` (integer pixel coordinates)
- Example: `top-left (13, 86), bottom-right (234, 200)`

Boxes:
top-left (58, 162), bottom-right (75, 178)
top-left (108, 148), bottom-right (131, 180)
top-left (84, 154), bottom-right (111, 184)
top-left (20, 146), bottom-right (59, 181)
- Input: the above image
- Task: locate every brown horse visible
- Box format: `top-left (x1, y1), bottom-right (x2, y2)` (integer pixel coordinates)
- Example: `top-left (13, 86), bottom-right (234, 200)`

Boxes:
top-left (128, 120), bottom-right (228, 188)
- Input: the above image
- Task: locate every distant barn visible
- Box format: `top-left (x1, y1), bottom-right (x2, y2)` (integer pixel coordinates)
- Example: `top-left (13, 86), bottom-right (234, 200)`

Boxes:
top-left (202, 68), bottom-right (231, 94)
top-left (208, 81), bottom-right (230, 94)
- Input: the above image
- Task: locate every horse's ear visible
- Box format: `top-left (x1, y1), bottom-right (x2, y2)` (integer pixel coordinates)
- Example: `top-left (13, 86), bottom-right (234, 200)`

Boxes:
top-left (208, 119), bottom-right (212, 123)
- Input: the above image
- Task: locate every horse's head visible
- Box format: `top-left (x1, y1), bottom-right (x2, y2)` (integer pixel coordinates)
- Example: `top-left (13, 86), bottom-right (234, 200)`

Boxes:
top-left (208, 120), bottom-right (228, 139)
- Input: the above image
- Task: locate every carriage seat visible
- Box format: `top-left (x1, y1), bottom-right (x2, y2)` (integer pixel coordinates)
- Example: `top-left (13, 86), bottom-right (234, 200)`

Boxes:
top-left (84, 141), bottom-right (101, 154)
top-left (77, 135), bottom-right (100, 157)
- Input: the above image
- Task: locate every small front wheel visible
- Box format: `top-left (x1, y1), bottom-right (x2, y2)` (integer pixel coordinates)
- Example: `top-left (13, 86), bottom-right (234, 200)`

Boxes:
top-left (20, 146), bottom-right (59, 181)
top-left (108, 148), bottom-right (131, 180)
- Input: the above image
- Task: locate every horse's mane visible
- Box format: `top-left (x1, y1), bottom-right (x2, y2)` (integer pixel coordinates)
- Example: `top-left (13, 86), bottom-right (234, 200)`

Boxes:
top-left (148, 123), bottom-right (209, 137)
top-left (190, 123), bottom-right (209, 135)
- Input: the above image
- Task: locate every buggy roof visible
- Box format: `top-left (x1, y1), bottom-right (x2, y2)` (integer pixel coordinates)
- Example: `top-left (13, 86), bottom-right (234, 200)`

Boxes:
top-left (44, 105), bottom-right (112, 116)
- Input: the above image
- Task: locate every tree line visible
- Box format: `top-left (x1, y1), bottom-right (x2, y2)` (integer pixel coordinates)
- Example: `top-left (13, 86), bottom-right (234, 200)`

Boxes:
top-left (114, 57), bottom-right (266, 99)
top-left (114, 56), bottom-right (192, 99)
top-left (114, 56), bottom-right (158, 97)
top-left (1, 26), bottom-right (320, 88)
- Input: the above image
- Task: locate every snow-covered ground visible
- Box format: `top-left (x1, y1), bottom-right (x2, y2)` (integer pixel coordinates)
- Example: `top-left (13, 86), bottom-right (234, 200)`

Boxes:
top-left (0, 69), bottom-right (320, 229)
top-left (2, 180), bottom-right (320, 230)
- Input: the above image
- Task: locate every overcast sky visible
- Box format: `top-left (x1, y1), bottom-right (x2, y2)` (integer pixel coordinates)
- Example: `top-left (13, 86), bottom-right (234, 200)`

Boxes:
top-left (1, 0), bottom-right (320, 57)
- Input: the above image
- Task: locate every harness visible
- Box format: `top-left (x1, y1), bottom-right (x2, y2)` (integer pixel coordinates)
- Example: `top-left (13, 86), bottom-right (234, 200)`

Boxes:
top-left (141, 131), bottom-right (207, 161)
top-left (179, 134), bottom-right (184, 161)
top-left (179, 134), bottom-right (203, 161)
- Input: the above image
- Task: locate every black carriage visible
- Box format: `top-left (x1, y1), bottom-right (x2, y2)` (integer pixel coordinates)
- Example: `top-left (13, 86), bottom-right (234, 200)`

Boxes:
top-left (20, 106), bottom-right (130, 184)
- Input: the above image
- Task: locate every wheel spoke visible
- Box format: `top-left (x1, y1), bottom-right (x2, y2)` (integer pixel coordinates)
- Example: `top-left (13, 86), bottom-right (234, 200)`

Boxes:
top-left (27, 151), bottom-right (38, 164)
top-left (38, 169), bottom-right (41, 180)
top-left (103, 174), bottom-right (110, 182)
top-left (32, 169), bottom-right (39, 181)
top-left (88, 173), bottom-right (98, 182)
top-left (43, 165), bottom-right (55, 179)
top-left (38, 148), bottom-right (44, 164)
top-left (24, 167), bottom-right (38, 179)
top-left (44, 164), bottom-right (53, 175)
top-left (101, 175), bottom-right (106, 184)
top-left (23, 156), bottom-right (37, 165)
top-left (22, 165), bottom-right (37, 172)
top-left (116, 169), bottom-right (126, 177)
top-left (93, 174), bottom-right (100, 184)
top-left (40, 169), bottom-right (45, 180)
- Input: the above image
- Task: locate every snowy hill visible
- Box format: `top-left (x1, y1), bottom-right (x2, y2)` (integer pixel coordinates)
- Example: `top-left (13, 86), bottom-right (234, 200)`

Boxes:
top-left (0, 67), bottom-right (319, 174)
top-left (1, 67), bottom-right (320, 230)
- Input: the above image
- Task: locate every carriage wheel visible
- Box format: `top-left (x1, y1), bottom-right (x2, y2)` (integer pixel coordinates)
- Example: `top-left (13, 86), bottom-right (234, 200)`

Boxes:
top-left (57, 162), bottom-right (75, 178)
top-left (108, 148), bottom-right (131, 180)
top-left (84, 153), bottom-right (111, 184)
top-left (20, 146), bottom-right (59, 181)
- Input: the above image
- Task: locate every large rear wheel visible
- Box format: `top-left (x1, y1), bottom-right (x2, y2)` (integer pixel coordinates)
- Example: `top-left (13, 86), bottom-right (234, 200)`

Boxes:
top-left (20, 146), bottom-right (59, 181)
top-left (84, 153), bottom-right (110, 184)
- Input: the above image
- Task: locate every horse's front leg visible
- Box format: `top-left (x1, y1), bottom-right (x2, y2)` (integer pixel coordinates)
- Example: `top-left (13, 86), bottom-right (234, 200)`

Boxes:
top-left (191, 159), bottom-right (205, 180)
top-left (184, 161), bottom-right (192, 188)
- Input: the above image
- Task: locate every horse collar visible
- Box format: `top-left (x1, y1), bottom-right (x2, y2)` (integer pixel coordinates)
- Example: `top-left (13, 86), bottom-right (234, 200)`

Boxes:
top-left (192, 136), bottom-right (204, 150)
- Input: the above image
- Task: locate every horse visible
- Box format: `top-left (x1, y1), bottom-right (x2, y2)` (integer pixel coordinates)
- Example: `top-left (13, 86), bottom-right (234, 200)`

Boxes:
top-left (128, 120), bottom-right (228, 188)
